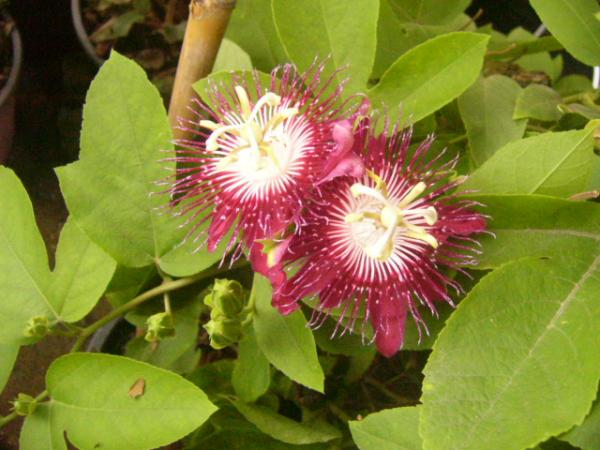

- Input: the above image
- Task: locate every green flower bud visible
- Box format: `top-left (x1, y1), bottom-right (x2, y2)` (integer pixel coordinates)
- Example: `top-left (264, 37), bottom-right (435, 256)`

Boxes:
top-left (203, 318), bottom-right (244, 350)
top-left (144, 312), bottom-right (175, 342)
top-left (23, 316), bottom-right (51, 339)
top-left (204, 279), bottom-right (246, 318)
top-left (12, 393), bottom-right (37, 416)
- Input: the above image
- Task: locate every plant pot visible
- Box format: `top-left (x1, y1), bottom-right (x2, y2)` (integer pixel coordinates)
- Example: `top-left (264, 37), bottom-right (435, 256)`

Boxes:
top-left (71, 0), bottom-right (104, 66)
top-left (0, 13), bottom-right (22, 165)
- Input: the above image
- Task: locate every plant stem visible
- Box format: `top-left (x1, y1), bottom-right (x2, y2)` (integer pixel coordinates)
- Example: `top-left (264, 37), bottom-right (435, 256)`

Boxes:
top-left (0, 411), bottom-right (16, 427)
top-left (70, 261), bottom-right (245, 353)
top-left (0, 260), bottom-right (248, 429)
top-left (168, 0), bottom-right (236, 139)
top-left (364, 377), bottom-right (413, 405)
top-left (526, 123), bottom-right (548, 133)
top-left (447, 133), bottom-right (468, 145)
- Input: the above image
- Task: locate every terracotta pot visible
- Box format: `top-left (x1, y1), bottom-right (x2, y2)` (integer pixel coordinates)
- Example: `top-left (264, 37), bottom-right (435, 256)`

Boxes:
top-left (71, 0), bottom-right (104, 66)
top-left (0, 14), bottom-right (22, 165)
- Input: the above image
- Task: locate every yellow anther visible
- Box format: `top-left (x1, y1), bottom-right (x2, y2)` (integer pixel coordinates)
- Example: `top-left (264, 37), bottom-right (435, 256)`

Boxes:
top-left (366, 169), bottom-right (388, 196)
top-left (399, 182), bottom-right (426, 207)
top-left (350, 183), bottom-right (387, 203)
top-left (199, 120), bottom-right (220, 131)
top-left (405, 228), bottom-right (439, 248)
top-left (234, 86), bottom-right (252, 119)
top-left (203, 87), bottom-right (298, 172)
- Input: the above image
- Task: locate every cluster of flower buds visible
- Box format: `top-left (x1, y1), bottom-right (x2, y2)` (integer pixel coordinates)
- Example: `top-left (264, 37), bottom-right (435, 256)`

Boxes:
top-left (145, 312), bottom-right (176, 343)
top-left (172, 62), bottom-right (486, 357)
top-left (12, 393), bottom-right (38, 417)
top-left (203, 279), bottom-right (249, 349)
top-left (23, 316), bottom-right (51, 339)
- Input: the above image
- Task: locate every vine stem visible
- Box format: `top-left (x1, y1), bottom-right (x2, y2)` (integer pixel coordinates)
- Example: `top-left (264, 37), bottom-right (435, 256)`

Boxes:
top-left (0, 260), bottom-right (248, 429)
top-left (70, 261), bottom-right (244, 353)
top-left (168, 0), bottom-right (236, 139)
top-left (0, 390), bottom-right (48, 427)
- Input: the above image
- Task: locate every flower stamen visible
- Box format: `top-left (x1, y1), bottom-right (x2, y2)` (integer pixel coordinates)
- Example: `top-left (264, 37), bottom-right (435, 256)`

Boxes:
top-left (199, 86), bottom-right (300, 173)
top-left (345, 171), bottom-right (439, 260)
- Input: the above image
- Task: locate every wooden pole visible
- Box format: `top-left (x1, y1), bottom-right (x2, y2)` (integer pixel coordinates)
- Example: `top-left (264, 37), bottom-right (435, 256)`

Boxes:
top-left (168, 0), bottom-right (236, 139)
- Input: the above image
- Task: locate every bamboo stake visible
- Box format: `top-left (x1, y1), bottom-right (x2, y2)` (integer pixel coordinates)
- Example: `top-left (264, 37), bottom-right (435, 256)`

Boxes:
top-left (168, 0), bottom-right (236, 138)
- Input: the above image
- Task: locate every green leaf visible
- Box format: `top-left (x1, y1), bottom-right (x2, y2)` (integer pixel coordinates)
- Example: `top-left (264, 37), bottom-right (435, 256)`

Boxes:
top-left (369, 32), bottom-right (489, 124)
top-left (472, 195), bottom-right (600, 269)
top-left (421, 255), bottom-right (600, 450)
top-left (212, 38), bottom-right (253, 73)
top-left (193, 70), bottom-right (273, 111)
top-left (46, 353), bottom-right (217, 450)
top-left (188, 359), bottom-right (235, 398)
top-left (272, 0), bottom-right (379, 93)
top-left (125, 293), bottom-right (203, 373)
top-left (0, 166), bottom-right (53, 344)
top-left (514, 84), bottom-right (562, 122)
top-left (458, 75), bottom-right (527, 166)
top-left (516, 52), bottom-right (563, 82)
top-left (389, 0), bottom-right (470, 24)
top-left (555, 74), bottom-right (593, 97)
top-left (561, 395), bottom-right (600, 450)
top-left (185, 406), bottom-right (330, 450)
top-left (155, 238), bottom-right (225, 278)
top-left (0, 168), bottom-right (114, 345)
top-left (530, 0), bottom-right (600, 66)
top-left (49, 217), bottom-right (116, 322)
top-left (232, 400), bottom-right (341, 445)
top-left (225, 0), bottom-right (287, 72)
top-left (56, 51), bottom-right (184, 269)
top-left (349, 406), bottom-right (422, 450)
top-left (313, 318), bottom-right (375, 356)
top-left (486, 35), bottom-right (563, 61)
top-left (105, 264), bottom-right (157, 308)
top-left (232, 327), bottom-right (271, 402)
top-left (252, 274), bottom-right (324, 392)
top-left (372, 3), bottom-right (472, 80)
top-left (90, 10), bottom-right (145, 43)
top-left (462, 122), bottom-right (599, 197)
top-left (20, 405), bottom-right (64, 450)
top-left (0, 343), bottom-right (18, 392)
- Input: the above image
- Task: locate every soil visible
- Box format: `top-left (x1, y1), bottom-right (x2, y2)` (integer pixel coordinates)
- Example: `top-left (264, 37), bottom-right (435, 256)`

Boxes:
top-left (81, 0), bottom-right (189, 98)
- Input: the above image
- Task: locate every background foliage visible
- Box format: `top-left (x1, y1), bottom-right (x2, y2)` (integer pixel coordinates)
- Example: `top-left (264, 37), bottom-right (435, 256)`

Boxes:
top-left (1, 0), bottom-right (600, 449)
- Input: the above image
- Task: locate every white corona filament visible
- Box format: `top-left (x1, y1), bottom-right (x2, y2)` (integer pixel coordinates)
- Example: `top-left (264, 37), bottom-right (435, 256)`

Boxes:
top-left (345, 171), bottom-right (438, 261)
top-left (200, 86), bottom-right (299, 172)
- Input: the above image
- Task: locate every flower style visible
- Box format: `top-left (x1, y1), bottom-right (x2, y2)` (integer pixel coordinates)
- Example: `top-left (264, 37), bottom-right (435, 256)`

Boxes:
top-left (170, 63), bottom-right (363, 267)
top-left (273, 120), bottom-right (487, 357)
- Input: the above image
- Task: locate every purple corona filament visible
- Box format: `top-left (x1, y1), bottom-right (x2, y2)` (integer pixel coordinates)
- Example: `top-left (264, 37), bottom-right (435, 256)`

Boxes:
top-left (170, 62), bottom-right (363, 269)
top-left (273, 118), bottom-right (487, 357)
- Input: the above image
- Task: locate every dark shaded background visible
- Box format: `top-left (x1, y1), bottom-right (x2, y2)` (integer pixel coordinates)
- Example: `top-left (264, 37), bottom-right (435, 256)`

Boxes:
top-left (0, 0), bottom-right (590, 447)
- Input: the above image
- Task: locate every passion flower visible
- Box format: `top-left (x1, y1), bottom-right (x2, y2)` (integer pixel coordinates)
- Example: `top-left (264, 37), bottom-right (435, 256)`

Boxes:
top-left (170, 63), bottom-right (363, 264)
top-left (273, 120), bottom-right (487, 357)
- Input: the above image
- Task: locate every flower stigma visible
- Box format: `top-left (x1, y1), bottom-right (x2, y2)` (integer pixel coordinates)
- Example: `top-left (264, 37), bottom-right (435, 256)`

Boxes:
top-left (345, 170), bottom-right (438, 261)
top-left (199, 86), bottom-right (300, 176)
